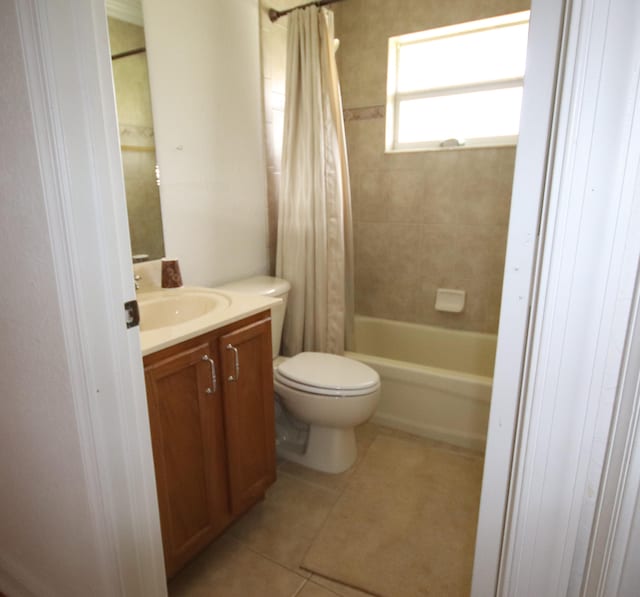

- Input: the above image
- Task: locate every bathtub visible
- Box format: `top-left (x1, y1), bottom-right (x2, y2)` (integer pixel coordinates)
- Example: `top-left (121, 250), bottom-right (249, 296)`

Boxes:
top-left (346, 315), bottom-right (497, 452)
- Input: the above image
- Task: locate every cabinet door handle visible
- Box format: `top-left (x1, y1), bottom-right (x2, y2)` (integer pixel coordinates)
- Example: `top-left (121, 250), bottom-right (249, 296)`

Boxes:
top-left (202, 354), bottom-right (217, 394)
top-left (226, 344), bottom-right (240, 382)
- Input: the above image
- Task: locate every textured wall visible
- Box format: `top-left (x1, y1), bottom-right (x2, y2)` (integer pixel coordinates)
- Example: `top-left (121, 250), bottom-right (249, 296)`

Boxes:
top-left (334, 0), bottom-right (530, 333)
top-left (108, 17), bottom-right (165, 260)
top-left (259, 0), bottom-right (298, 272)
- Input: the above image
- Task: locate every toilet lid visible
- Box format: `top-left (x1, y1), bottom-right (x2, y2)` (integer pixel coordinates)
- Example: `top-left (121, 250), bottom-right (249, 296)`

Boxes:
top-left (276, 352), bottom-right (380, 395)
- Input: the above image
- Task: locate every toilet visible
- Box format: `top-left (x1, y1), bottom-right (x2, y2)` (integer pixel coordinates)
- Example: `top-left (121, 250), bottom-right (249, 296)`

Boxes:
top-left (219, 276), bottom-right (380, 474)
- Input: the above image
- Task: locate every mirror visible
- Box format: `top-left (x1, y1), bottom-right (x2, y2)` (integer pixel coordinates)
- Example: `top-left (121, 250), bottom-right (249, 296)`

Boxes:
top-left (107, 10), bottom-right (165, 261)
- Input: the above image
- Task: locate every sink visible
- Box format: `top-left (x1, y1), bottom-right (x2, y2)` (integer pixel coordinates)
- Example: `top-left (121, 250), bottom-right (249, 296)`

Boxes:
top-left (138, 290), bottom-right (231, 332)
top-left (137, 285), bottom-right (281, 356)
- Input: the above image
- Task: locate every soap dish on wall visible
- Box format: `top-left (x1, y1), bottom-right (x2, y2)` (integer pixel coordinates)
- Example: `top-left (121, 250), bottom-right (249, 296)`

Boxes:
top-left (435, 288), bottom-right (465, 313)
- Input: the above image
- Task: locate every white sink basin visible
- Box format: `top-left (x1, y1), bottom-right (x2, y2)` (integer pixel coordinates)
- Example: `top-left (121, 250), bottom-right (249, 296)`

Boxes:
top-left (137, 285), bottom-right (281, 356)
top-left (138, 290), bottom-right (231, 332)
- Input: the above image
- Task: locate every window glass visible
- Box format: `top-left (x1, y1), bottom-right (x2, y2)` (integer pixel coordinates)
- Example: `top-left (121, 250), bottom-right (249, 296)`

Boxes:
top-left (387, 11), bottom-right (530, 151)
top-left (396, 24), bottom-right (529, 93)
top-left (397, 88), bottom-right (524, 145)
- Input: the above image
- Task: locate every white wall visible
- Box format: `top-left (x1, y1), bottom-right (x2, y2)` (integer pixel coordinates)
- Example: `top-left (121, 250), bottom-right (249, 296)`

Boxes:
top-left (0, 3), bottom-right (107, 594)
top-left (142, 0), bottom-right (270, 287)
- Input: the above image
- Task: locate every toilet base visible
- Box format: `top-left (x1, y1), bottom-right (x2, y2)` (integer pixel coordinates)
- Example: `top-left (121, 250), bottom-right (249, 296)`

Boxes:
top-left (277, 424), bottom-right (357, 474)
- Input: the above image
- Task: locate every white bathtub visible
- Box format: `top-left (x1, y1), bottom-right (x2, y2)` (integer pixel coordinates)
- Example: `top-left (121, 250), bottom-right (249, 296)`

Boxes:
top-left (346, 315), bottom-right (497, 452)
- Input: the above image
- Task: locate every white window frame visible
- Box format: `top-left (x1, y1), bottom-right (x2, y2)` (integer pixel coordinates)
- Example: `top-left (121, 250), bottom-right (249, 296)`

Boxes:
top-left (385, 11), bottom-right (530, 152)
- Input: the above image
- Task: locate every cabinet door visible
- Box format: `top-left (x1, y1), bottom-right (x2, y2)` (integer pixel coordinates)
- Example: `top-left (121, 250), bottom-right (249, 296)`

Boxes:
top-left (220, 317), bottom-right (276, 515)
top-left (144, 342), bottom-right (230, 577)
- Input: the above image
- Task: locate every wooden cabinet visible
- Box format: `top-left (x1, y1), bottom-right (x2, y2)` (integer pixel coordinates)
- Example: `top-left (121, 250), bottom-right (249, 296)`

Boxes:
top-left (219, 318), bottom-right (276, 515)
top-left (143, 312), bottom-right (275, 577)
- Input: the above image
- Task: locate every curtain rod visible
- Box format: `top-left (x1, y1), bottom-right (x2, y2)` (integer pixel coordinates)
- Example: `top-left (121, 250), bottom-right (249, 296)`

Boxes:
top-left (268, 0), bottom-right (345, 22)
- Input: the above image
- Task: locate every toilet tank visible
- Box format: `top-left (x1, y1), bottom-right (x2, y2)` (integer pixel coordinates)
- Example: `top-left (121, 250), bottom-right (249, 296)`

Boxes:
top-left (218, 276), bottom-right (290, 358)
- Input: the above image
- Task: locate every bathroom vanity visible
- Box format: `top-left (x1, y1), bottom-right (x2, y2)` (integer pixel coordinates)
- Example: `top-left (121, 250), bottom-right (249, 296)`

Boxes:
top-left (138, 287), bottom-right (279, 577)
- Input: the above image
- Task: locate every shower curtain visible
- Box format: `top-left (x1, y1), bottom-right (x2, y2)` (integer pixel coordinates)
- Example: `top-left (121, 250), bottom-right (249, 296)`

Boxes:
top-left (276, 6), bottom-right (354, 356)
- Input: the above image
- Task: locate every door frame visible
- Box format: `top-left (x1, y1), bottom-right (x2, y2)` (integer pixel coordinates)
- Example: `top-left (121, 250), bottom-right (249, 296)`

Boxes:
top-left (471, 0), bottom-right (568, 592)
top-left (11, 0), bottom-right (167, 594)
top-left (473, 0), bottom-right (640, 594)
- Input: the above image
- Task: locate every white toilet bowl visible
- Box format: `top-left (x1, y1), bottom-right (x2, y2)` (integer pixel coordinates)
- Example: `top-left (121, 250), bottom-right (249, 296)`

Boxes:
top-left (218, 276), bottom-right (381, 474)
top-left (274, 352), bottom-right (380, 473)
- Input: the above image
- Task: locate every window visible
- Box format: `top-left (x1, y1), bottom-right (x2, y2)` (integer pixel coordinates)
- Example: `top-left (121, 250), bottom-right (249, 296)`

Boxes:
top-left (385, 11), bottom-right (530, 151)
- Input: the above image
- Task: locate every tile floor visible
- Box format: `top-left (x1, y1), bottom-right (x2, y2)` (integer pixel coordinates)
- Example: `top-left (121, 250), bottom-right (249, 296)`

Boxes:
top-left (168, 422), bottom-right (483, 597)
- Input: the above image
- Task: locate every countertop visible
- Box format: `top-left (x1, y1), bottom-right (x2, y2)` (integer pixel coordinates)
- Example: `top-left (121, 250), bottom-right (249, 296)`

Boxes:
top-left (137, 286), bottom-right (281, 356)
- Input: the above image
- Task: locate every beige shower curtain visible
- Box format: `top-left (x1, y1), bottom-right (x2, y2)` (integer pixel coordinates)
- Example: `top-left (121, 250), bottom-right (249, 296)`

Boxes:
top-left (276, 6), bottom-right (354, 356)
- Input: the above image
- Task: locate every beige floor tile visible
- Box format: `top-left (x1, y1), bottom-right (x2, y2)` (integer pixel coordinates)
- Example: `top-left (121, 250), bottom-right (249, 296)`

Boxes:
top-left (170, 426), bottom-right (481, 596)
top-left (310, 574), bottom-right (376, 597)
top-left (278, 422), bottom-right (380, 493)
top-left (277, 454), bottom-right (356, 494)
top-left (277, 462), bottom-right (355, 494)
top-left (296, 580), bottom-right (343, 596)
top-left (355, 421), bottom-right (381, 444)
top-left (228, 473), bottom-right (339, 575)
top-left (376, 424), bottom-right (484, 461)
top-left (301, 434), bottom-right (483, 597)
top-left (168, 534), bottom-right (306, 597)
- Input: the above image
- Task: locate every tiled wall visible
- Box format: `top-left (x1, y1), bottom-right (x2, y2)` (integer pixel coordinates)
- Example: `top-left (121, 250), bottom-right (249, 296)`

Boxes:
top-left (334, 0), bottom-right (529, 333)
top-left (260, 1), bottom-right (295, 272)
top-left (259, 0), bottom-right (528, 333)
top-left (108, 17), bottom-right (165, 260)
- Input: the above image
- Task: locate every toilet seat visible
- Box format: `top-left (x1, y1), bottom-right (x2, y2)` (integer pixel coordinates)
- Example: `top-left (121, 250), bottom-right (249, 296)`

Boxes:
top-left (275, 352), bottom-right (380, 397)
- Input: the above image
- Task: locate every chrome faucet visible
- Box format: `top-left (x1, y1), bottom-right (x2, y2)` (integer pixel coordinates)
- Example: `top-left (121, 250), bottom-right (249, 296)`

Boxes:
top-left (134, 274), bottom-right (142, 290)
